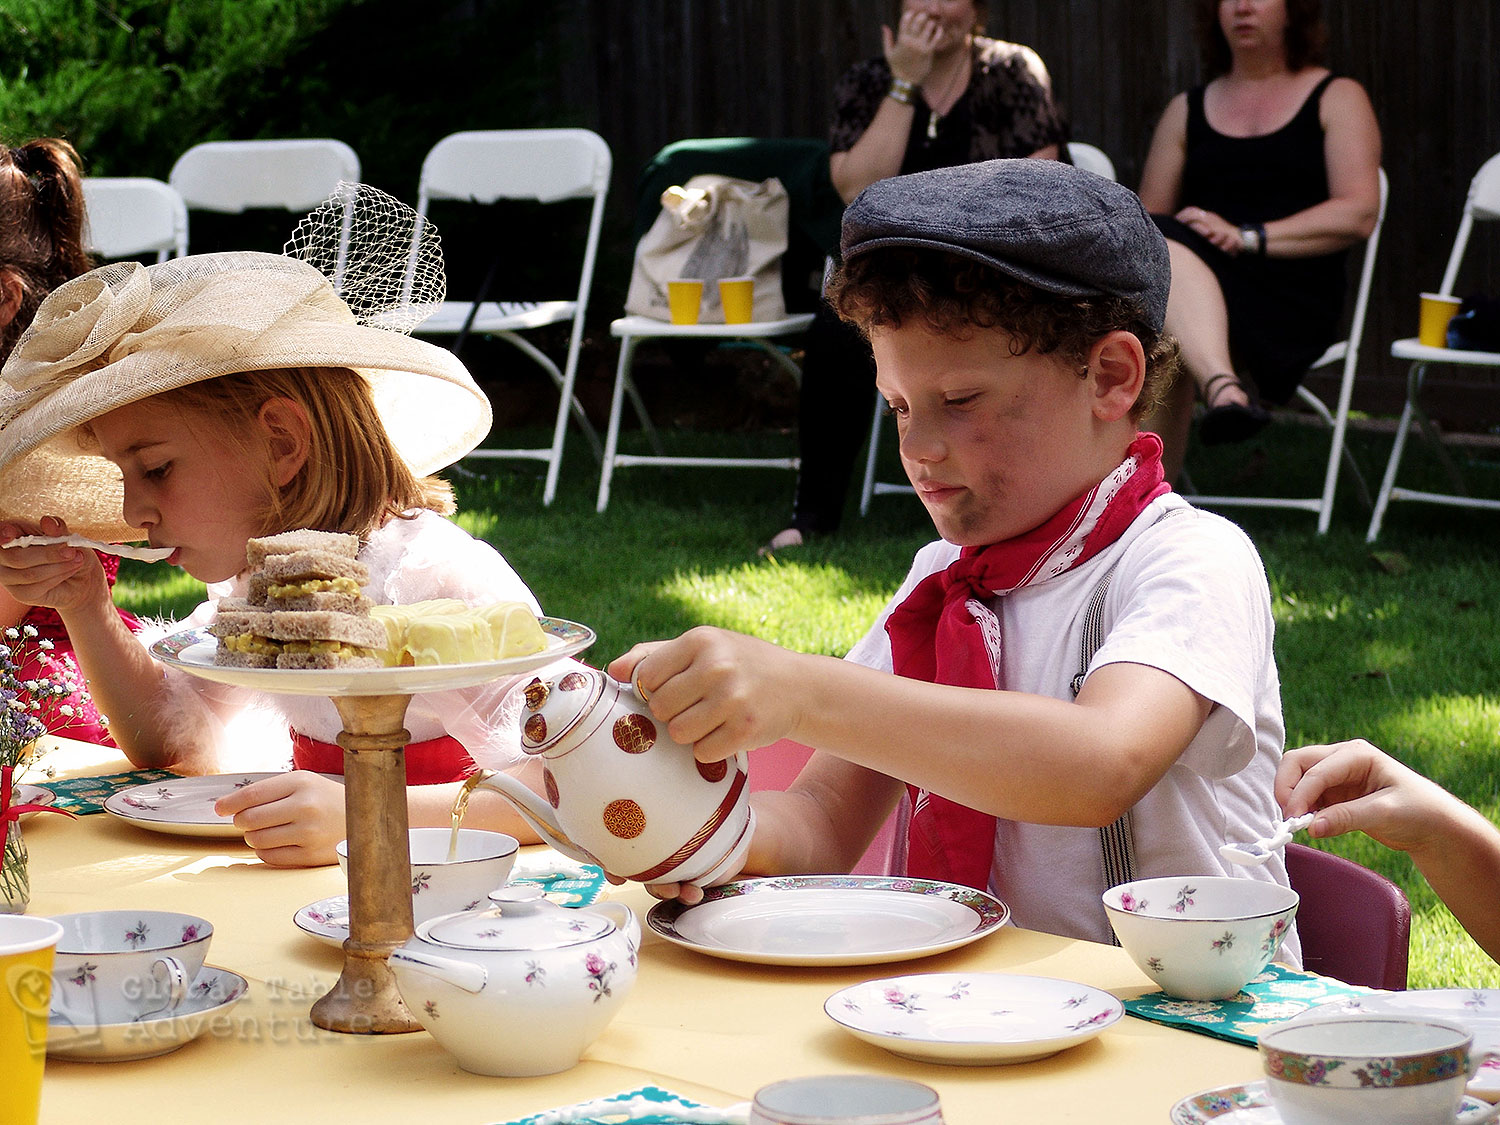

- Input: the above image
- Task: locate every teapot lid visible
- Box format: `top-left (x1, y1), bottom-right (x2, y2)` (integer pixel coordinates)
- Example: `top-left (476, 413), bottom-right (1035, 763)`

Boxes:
top-left (519, 668), bottom-right (606, 753)
top-left (418, 885), bottom-right (615, 951)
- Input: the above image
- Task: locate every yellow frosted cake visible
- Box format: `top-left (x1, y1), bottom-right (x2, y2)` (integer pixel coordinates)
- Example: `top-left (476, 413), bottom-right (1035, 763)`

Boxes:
top-left (369, 600), bottom-right (547, 666)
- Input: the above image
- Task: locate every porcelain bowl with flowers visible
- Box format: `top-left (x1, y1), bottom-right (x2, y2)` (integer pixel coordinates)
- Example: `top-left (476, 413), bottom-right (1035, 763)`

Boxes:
top-left (1102, 875), bottom-right (1298, 1000)
top-left (1259, 1015), bottom-right (1474, 1124)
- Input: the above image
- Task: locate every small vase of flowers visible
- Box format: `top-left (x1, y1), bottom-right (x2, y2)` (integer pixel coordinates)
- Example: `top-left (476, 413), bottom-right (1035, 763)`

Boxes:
top-left (2, 623), bottom-right (83, 912)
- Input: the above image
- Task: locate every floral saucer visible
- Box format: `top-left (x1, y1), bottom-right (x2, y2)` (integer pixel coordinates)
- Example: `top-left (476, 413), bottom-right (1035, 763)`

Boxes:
top-left (1170, 1080), bottom-right (1494, 1123)
top-left (46, 966), bottom-right (248, 1062)
top-left (825, 972), bottom-right (1122, 1065)
top-left (15, 783), bottom-right (56, 819)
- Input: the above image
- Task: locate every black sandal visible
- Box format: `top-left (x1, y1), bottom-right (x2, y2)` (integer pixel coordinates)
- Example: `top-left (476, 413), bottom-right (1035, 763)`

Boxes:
top-left (1199, 373), bottom-right (1272, 446)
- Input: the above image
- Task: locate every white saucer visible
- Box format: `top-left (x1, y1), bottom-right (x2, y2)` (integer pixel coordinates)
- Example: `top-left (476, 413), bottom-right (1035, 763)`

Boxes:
top-left (825, 972), bottom-right (1122, 1065)
top-left (294, 894), bottom-right (352, 947)
top-left (1170, 1080), bottom-right (1493, 1123)
top-left (1299, 989), bottom-right (1500, 1101)
top-left (647, 875), bottom-right (1010, 967)
top-left (14, 783), bottom-right (56, 819)
top-left (47, 965), bottom-right (248, 1062)
top-left (103, 772), bottom-right (340, 838)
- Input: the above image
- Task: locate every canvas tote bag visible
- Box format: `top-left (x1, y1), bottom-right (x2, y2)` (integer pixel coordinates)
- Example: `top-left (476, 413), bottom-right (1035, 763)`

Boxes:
top-left (625, 174), bottom-right (789, 323)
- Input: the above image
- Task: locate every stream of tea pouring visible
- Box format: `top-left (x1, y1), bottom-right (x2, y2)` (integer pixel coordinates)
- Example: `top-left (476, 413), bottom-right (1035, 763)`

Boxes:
top-left (1218, 812), bottom-right (1315, 866)
top-left (448, 772), bottom-right (487, 861)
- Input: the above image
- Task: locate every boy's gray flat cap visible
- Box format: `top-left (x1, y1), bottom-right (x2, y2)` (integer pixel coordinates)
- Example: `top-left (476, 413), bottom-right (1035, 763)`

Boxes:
top-left (840, 158), bottom-right (1170, 333)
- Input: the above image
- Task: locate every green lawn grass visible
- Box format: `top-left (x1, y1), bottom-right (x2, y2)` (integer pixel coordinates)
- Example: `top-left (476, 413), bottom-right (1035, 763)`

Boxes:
top-left (114, 414), bottom-right (1500, 987)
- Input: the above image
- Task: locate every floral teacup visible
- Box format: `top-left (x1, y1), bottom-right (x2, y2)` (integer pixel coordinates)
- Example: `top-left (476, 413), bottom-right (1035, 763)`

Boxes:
top-left (50, 910), bottom-right (212, 1025)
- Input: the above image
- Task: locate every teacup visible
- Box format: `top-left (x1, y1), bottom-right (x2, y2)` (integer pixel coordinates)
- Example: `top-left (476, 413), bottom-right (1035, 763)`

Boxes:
top-left (337, 827), bottom-right (518, 924)
top-left (749, 1076), bottom-right (945, 1125)
top-left (1259, 1016), bottom-right (1474, 1125)
top-left (49, 910), bottom-right (211, 1026)
top-left (1102, 875), bottom-right (1298, 1000)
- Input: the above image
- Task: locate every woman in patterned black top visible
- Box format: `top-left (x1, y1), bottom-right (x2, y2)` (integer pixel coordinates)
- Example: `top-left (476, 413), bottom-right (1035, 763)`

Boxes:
top-left (1138, 0), bottom-right (1381, 479)
top-left (762, 0), bottom-right (1066, 555)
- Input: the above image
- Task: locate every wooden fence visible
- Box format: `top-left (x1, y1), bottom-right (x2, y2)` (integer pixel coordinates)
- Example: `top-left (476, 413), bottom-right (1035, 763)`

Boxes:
top-left (525, 0), bottom-right (1499, 427)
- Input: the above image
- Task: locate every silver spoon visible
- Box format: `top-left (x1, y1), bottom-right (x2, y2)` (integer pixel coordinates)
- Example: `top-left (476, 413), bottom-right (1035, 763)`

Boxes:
top-left (1219, 813), bottom-right (1316, 866)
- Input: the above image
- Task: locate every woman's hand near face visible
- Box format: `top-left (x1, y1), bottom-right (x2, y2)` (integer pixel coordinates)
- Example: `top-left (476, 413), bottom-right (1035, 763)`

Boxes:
top-left (882, 7), bottom-right (942, 84)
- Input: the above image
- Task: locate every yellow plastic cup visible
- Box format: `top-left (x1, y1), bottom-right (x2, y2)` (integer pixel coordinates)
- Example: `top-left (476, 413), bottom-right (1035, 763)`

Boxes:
top-left (1419, 292), bottom-right (1463, 348)
top-left (718, 276), bottom-right (755, 324)
top-left (667, 279), bottom-right (704, 325)
top-left (0, 915), bottom-right (63, 1125)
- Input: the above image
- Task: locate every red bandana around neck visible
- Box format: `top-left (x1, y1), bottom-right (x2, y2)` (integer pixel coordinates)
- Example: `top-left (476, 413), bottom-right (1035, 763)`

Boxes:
top-left (885, 432), bottom-right (1170, 891)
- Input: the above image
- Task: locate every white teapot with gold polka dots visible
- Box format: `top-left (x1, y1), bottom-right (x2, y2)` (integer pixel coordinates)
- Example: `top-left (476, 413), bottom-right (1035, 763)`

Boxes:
top-left (473, 667), bottom-right (755, 887)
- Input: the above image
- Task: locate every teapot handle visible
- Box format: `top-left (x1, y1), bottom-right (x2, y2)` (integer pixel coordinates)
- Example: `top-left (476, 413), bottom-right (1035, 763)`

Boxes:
top-left (594, 902), bottom-right (641, 955)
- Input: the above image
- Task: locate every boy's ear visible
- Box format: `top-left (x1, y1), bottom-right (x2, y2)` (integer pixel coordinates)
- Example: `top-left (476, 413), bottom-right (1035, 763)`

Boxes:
top-left (0, 270), bottom-right (24, 330)
top-left (257, 396), bottom-right (313, 487)
top-left (1086, 330), bottom-right (1146, 423)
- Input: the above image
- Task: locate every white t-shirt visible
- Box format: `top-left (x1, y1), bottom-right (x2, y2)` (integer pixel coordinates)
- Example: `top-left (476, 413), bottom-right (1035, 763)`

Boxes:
top-left (845, 494), bottom-right (1300, 963)
top-left (172, 510), bottom-right (567, 772)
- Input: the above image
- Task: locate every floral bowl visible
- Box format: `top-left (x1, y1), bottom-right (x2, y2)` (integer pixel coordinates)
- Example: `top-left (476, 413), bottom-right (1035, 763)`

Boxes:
top-left (1102, 875), bottom-right (1298, 1000)
top-left (1259, 1016), bottom-right (1473, 1124)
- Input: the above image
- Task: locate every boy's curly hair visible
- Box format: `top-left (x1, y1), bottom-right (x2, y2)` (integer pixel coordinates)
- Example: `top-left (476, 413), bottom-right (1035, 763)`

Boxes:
top-left (827, 248), bottom-right (1181, 420)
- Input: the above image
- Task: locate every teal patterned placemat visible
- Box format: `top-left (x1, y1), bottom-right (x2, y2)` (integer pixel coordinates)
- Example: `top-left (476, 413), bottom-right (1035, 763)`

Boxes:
top-left (1125, 964), bottom-right (1378, 1046)
top-left (510, 863), bottom-right (608, 907)
top-left (498, 1084), bottom-right (740, 1125)
top-left (40, 769), bottom-right (180, 815)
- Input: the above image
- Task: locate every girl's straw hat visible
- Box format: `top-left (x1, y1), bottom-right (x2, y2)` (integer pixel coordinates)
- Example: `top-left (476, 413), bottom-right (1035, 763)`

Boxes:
top-left (0, 250), bottom-right (492, 542)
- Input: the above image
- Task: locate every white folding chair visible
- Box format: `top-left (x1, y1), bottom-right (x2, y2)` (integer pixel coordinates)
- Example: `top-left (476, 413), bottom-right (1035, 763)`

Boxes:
top-left (406, 129), bottom-right (611, 506)
top-left (169, 138), bottom-right (360, 214)
top-left (81, 177), bottom-right (189, 262)
top-left (1189, 168), bottom-right (1388, 534)
top-left (595, 312), bottom-right (815, 511)
top-left (858, 143), bottom-right (1122, 515)
top-left (1367, 154), bottom-right (1500, 541)
top-left (1067, 141), bottom-right (1117, 181)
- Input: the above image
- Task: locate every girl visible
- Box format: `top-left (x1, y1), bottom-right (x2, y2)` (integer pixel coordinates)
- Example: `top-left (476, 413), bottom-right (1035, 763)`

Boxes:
top-left (0, 249), bottom-right (554, 865)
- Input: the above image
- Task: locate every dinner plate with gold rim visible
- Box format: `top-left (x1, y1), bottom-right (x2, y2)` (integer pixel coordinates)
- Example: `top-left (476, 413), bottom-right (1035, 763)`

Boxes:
top-left (1170, 1080), bottom-right (1494, 1123)
top-left (149, 617), bottom-right (596, 696)
top-left (646, 875), bottom-right (1009, 967)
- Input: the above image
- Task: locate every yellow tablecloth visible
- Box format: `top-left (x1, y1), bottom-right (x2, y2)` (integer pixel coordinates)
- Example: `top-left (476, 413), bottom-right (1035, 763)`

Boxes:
top-left (23, 739), bottom-right (1263, 1123)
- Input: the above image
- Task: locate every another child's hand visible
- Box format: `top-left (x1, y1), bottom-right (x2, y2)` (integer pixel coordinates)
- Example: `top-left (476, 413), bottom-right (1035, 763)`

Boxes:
top-left (0, 516), bottom-right (109, 616)
top-left (216, 771), bottom-right (347, 867)
top-left (609, 627), bottom-right (808, 763)
top-left (1276, 739), bottom-right (1453, 855)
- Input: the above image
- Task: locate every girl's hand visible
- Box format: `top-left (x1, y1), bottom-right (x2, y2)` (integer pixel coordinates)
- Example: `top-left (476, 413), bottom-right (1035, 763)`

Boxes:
top-left (1175, 205), bottom-right (1243, 255)
top-left (882, 8), bottom-right (941, 85)
top-left (0, 516), bottom-right (109, 616)
top-left (608, 627), bottom-right (807, 764)
top-left (1276, 739), bottom-right (1453, 856)
top-left (216, 771), bottom-right (347, 867)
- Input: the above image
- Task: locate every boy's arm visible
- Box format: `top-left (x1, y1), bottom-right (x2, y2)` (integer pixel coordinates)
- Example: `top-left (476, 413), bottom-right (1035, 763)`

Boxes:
top-left (613, 630), bottom-right (1209, 829)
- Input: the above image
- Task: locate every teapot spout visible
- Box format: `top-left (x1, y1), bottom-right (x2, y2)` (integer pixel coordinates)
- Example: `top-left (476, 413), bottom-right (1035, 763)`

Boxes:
top-left (471, 769), bottom-right (598, 868)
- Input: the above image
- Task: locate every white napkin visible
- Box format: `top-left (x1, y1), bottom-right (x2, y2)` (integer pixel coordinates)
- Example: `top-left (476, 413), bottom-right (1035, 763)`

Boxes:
top-left (3, 534), bottom-right (173, 562)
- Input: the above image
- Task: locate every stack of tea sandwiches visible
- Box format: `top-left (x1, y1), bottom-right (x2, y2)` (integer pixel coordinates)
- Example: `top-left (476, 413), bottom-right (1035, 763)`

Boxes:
top-left (210, 530), bottom-right (385, 669)
top-left (209, 529), bottom-right (550, 670)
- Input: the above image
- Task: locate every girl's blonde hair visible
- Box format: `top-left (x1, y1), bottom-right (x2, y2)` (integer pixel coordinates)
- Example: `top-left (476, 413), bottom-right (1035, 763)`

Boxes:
top-left (153, 366), bottom-right (455, 537)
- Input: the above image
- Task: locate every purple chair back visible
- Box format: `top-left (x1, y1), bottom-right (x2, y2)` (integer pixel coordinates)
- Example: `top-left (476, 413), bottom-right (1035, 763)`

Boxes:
top-left (1285, 842), bottom-right (1411, 990)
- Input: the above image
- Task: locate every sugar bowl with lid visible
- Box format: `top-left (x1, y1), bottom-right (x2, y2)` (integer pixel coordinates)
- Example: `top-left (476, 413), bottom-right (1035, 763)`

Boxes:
top-left (387, 884), bottom-right (639, 1076)
top-left (474, 666), bottom-right (754, 887)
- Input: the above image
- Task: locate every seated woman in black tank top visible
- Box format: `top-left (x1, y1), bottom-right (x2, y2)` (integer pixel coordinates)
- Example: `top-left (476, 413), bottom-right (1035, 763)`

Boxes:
top-left (1136, 0), bottom-right (1381, 483)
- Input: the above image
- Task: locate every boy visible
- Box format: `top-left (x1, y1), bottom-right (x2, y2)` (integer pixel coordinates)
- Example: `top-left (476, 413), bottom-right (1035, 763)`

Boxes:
top-left (612, 159), bottom-right (1295, 955)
